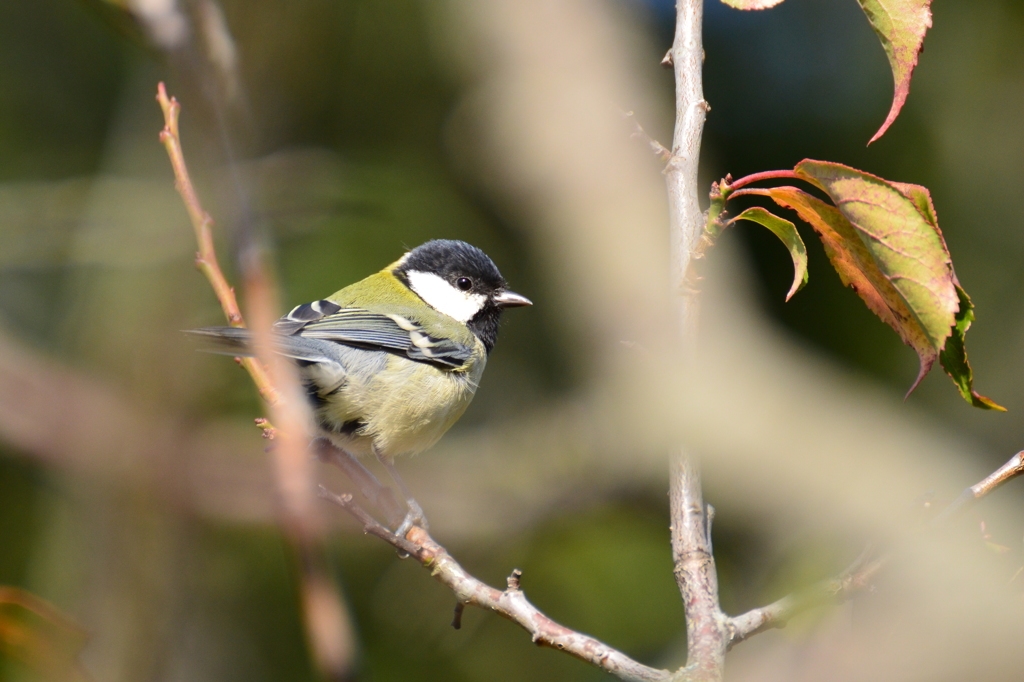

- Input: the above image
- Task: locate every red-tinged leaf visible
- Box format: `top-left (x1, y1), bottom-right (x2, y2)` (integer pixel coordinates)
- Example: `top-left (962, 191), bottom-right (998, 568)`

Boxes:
top-left (720, 0), bottom-right (786, 9)
top-left (889, 182), bottom-right (1002, 408)
top-left (765, 186), bottom-right (937, 391)
top-left (856, 0), bottom-right (933, 143)
top-left (730, 207), bottom-right (808, 301)
top-left (793, 160), bottom-right (958, 354)
top-left (939, 285), bottom-right (1005, 410)
top-left (0, 587), bottom-right (90, 681)
top-left (889, 180), bottom-right (939, 227)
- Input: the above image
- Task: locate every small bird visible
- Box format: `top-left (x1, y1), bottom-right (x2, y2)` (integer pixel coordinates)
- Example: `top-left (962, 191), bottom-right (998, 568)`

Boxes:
top-left (190, 239), bottom-right (531, 528)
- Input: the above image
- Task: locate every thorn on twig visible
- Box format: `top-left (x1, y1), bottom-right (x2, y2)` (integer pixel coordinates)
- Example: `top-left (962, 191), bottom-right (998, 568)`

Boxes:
top-left (451, 601), bottom-right (465, 630)
top-left (507, 568), bottom-right (523, 591)
top-left (661, 50), bottom-right (673, 68)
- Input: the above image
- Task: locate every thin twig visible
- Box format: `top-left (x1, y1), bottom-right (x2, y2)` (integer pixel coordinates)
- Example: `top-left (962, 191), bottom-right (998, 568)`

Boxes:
top-left (158, 82), bottom-right (320, 539)
top-left (318, 487), bottom-right (424, 557)
top-left (156, 83), bottom-right (279, 407)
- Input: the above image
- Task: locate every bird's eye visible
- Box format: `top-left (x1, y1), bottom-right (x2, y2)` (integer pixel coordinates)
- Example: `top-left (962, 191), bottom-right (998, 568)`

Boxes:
top-left (456, 277), bottom-right (473, 291)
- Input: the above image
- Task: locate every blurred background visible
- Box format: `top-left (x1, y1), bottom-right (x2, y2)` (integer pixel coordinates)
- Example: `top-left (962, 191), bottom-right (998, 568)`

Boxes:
top-left (2, 0), bottom-right (1024, 680)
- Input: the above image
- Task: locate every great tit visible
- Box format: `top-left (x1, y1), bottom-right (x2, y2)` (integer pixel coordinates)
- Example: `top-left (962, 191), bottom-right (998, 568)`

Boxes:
top-left (191, 240), bottom-right (531, 466)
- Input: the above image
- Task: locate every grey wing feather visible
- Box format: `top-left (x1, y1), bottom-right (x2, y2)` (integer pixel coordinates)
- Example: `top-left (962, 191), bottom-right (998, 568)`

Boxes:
top-left (300, 309), bottom-right (472, 368)
top-left (190, 304), bottom-right (473, 369)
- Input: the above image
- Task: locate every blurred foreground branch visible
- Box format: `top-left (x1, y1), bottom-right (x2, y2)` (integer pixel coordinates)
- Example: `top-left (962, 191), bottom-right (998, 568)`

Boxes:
top-left (727, 449), bottom-right (1024, 646)
top-left (157, 83), bottom-right (278, 406)
top-left (727, 548), bottom-right (885, 647)
top-left (157, 83), bottom-right (353, 680)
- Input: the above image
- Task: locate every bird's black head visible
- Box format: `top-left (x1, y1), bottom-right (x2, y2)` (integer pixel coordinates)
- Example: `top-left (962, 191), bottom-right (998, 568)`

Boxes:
top-left (394, 240), bottom-right (531, 353)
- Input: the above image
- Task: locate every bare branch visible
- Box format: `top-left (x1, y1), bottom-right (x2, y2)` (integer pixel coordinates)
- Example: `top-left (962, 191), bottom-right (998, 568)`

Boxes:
top-left (665, 0), bottom-right (710, 329)
top-left (319, 485), bottom-right (673, 682)
top-left (408, 527), bottom-right (673, 682)
top-left (670, 455), bottom-right (727, 680)
top-left (727, 449), bottom-right (1024, 648)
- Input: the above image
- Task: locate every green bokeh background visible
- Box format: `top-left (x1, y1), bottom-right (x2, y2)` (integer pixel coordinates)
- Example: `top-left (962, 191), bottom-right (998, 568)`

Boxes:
top-left (1, 0), bottom-right (1023, 680)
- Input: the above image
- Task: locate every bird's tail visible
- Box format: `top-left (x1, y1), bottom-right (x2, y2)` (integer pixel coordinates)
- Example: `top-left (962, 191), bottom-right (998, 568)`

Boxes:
top-left (186, 326), bottom-right (255, 355)
top-left (185, 327), bottom-right (331, 363)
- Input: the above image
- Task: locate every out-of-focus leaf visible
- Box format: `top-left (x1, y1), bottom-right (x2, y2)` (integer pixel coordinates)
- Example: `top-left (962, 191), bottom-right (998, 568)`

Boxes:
top-left (0, 586), bottom-right (90, 681)
top-left (71, 0), bottom-right (149, 47)
top-left (793, 160), bottom-right (958, 352)
top-left (856, 0), bottom-right (933, 143)
top-left (720, 0), bottom-right (786, 9)
top-left (939, 285), bottom-right (1005, 410)
top-left (731, 207), bottom-right (808, 301)
top-left (765, 186), bottom-right (939, 392)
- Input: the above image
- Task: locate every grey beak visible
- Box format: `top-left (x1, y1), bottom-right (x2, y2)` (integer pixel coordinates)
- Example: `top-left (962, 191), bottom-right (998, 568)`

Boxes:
top-left (493, 290), bottom-right (533, 308)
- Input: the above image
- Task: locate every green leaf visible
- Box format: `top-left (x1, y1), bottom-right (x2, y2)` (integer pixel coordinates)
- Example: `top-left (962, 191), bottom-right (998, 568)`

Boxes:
top-left (765, 185), bottom-right (939, 392)
top-left (764, 160), bottom-right (1001, 408)
top-left (856, 0), bottom-right (933, 143)
top-left (939, 285), bottom-right (1005, 410)
top-left (885, 182), bottom-right (1002, 408)
top-left (793, 160), bottom-right (958, 353)
top-left (731, 207), bottom-right (808, 301)
top-left (888, 180), bottom-right (938, 226)
top-left (720, 0), bottom-right (786, 9)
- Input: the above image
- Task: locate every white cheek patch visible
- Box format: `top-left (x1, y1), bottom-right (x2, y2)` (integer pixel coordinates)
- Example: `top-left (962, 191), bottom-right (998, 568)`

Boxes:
top-left (406, 270), bottom-right (486, 322)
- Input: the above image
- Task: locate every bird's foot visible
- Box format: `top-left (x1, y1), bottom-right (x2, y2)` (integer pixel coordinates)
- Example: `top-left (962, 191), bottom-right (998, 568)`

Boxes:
top-left (394, 497), bottom-right (429, 539)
